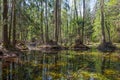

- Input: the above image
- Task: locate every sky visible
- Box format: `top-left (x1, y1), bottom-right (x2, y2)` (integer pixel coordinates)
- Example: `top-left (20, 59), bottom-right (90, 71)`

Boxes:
top-left (90, 0), bottom-right (97, 11)
top-left (69, 0), bottom-right (96, 11)
top-left (68, 0), bottom-right (96, 16)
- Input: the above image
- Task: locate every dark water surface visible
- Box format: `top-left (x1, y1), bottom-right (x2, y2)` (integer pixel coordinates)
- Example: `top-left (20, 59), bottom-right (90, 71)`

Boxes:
top-left (1, 50), bottom-right (120, 80)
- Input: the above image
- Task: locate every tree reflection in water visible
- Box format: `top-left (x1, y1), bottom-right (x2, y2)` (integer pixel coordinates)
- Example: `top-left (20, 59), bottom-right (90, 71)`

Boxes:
top-left (2, 50), bottom-right (120, 80)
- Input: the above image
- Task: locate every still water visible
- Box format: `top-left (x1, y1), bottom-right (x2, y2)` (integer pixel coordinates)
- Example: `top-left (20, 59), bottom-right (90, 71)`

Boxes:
top-left (1, 50), bottom-right (120, 80)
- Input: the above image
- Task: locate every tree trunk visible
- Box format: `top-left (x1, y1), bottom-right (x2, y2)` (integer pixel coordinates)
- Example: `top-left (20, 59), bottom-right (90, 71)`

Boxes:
top-left (74, 0), bottom-right (78, 20)
top-left (74, 0), bottom-right (80, 36)
top-left (82, 0), bottom-right (85, 44)
top-left (45, 0), bottom-right (49, 44)
top-left (40, 0), bottom-right (44, 43)
top-left (8, 1), bottom-right (13, 45)
top-left (58, 0), bottom-right (61, 43)
top-left (12, 0), bottom-right (16, 47)
top-left (54, 0), bottom-right (61, 43)
top-left (100, 0), bottom-right (106, 43)
top-left (55, 0), bottom-right (58, 42)
top-left (3, 0), bottom-right (9, 48)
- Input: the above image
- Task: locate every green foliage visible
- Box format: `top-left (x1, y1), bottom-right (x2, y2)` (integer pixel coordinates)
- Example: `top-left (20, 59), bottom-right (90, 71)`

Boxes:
top-left (92, 11), bottom-right (101, 42)
top-left (0, 0), bottom-right (120, 44)
top-left (92, 0), bottom-right (120, 42)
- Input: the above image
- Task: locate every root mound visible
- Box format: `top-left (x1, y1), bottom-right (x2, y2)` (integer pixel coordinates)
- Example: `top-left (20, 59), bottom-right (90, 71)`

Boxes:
top-left (73, 39), bottom-right (90, 51)
top-left (97, 42), bottom-right (116, 52)
top-left (39, 40), bottom-right (62, 51)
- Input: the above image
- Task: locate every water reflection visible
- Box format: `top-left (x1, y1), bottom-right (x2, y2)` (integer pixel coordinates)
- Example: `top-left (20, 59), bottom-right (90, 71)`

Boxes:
top-left (2, 50), bottom-right (120, 80)
top-left (0, 59), bottom-right (2, 80)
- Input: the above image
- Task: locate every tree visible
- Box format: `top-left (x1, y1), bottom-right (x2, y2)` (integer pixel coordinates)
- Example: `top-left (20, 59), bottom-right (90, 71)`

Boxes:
top-left (97, 0), bottom-right (116, 52)
top-left (45, 0), bottom-right (49, 44)
top-left (81, 0), bottom-right (85, 43)
top-left (3, 0), bottom-right (9, 48)
top-left (40, 0), bottom-right (44, 43)
top-left (54, 0), bottom-right (61, 43)
top-left (8, 0), bottom-right (13, 45)
top-left (100, 0), bottom-right (106, 43)
top-left (12, 0), bottom-right (16, 47)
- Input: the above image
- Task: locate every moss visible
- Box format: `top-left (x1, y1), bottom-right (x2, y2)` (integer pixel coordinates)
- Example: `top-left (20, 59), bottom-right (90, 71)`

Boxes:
top-left (104, 69), bottom-right (119, 77)
top-left (73, 70), bottom-right (109, 80)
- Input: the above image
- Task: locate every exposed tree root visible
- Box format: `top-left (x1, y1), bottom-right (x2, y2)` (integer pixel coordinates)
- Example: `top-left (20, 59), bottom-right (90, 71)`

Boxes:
top-left (39, 40), bottom-right (62, 51)
top-left (16, 42), bottom-right (28, 51)
top-left (72, 38), bottom-right (90, 51)
top-left (97, 42), bottom-right (116, 52)
top-left (73, 44), bottom-right (90, 51)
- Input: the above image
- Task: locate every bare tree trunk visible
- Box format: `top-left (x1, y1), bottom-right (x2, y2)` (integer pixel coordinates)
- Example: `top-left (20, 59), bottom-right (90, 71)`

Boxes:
top-left (8, 0), bottom-right (13, 45)
top-left (12, 0), bottom-right (16, 47)
top-left (82, 0), bottom-right (85, 44)
top-left (74, 0), bottom-right (80, 36)
top-left (79, 2), bottom-right (82, 17)
top-left (0, 1), bottom-right (2, 40)
top-left (40, 0), bottom-right (44, 43)
top-left (58, 0), bottom-right (61, 43)
top-left (74, 0), bottom-right (78, 20)
top-left (79, 1), bottom-right (82, 36)
top-left (55, 0), bottom-right (58, 42)
top-left (54, 0), bottom-right (61, 43)
top-left (45, 0), bottom-right (49, 44)
top-left (100, 0), bottom-right (106, 43)
top-left (3, 0), bottom-right (9, 48)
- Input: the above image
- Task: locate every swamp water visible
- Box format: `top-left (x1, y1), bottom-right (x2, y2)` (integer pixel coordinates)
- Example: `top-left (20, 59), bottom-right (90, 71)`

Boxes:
top-left (1, 50), bottom-right (120, 80)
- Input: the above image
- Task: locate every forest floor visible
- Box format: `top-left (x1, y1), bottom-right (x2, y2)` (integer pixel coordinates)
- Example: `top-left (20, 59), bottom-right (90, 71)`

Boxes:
top-left (0, 42), bottom-right (120, 66)
top-left (88, 42), bottom-right (120, 53)
top-left (0, 44), bottom-right (22, 62)
top-left (0, 42), bottom-right (120, 54)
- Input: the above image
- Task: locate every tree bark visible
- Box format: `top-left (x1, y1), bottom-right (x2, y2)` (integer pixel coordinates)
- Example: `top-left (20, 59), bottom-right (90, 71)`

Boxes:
top-left (58, 0), bottom-right (61, 43)
top-left (100, 0), bottom-right (106, 43)
top-left (55, 0), bottom-right (58, 42)
top-left (8, 0), bottom-right (13, 45)
top-left (3, 0), bottom-right (9, 48)
top-left (12, 0), bottom-right (16, 47)
top-left (82, 0), bottom-right (85, 44)
top-left (45, 0), bottom-right (49, 44)
top-left (40, 0), bottom-right (44, 43)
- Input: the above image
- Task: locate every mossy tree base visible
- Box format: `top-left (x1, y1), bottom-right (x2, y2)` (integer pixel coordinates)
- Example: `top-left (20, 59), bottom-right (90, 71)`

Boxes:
top-left (73, 44), bottom-right (90, 51)
top-left (72, 38), bottom-right (90, 51)
top-left (97, 42), bottom-right (116, 52)
top-left (39, 40), bottom-right (62, 51)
